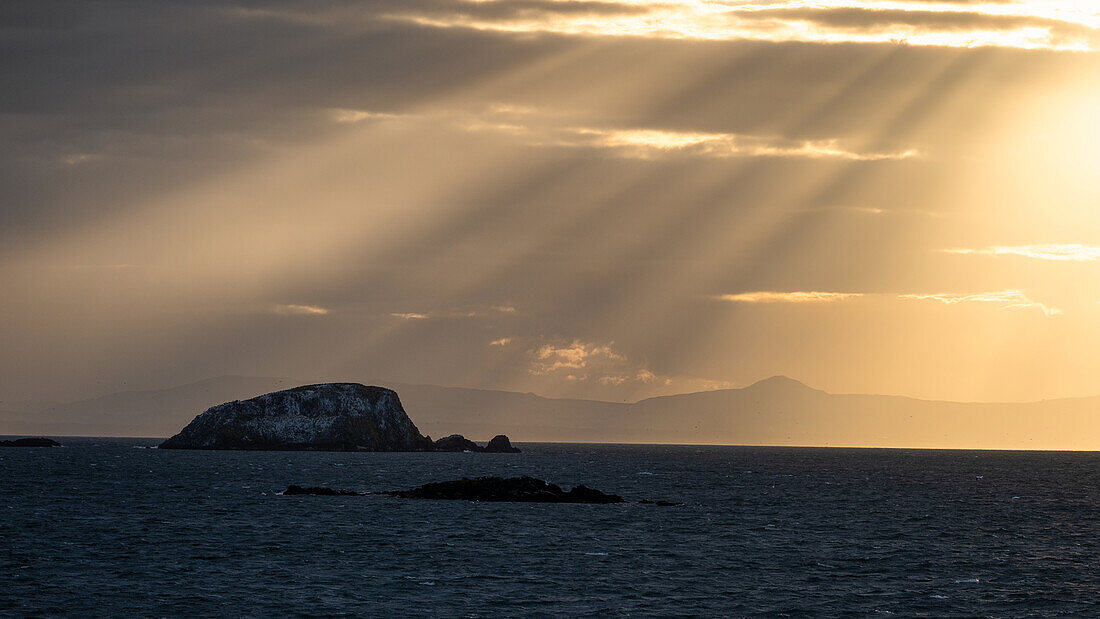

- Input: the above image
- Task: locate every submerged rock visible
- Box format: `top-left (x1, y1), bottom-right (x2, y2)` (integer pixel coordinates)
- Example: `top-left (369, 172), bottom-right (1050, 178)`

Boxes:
top-left (483, 434), bottom-right (520, 453)
top-left (386, 476), bottom-right (625, 504)
top-left (283, 485), bottom-right (363, 496)
top-left (0, 437), bottom-right (61, 447)
top-left (433, 434), bottom-right (481, 452)
top-left (159, 383), bottom-right (434, 451)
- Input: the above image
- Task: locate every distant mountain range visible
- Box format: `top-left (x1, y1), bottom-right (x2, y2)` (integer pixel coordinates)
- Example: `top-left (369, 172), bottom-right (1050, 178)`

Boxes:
top-left (2, 375), bottom-right (1099, 449)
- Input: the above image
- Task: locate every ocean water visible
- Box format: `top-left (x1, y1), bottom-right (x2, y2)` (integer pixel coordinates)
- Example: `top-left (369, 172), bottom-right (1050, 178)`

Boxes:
top-left (2, 439), bottom-right (1098, 617)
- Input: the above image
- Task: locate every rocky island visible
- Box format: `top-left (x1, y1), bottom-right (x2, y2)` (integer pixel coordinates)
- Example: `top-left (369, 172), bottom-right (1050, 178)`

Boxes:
top-left (158, 383), bottom-right (518, 452)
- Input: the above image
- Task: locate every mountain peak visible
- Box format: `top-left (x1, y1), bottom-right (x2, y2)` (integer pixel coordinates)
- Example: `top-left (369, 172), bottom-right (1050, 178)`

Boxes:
top-left (745, 375), bottom-right (815, 392)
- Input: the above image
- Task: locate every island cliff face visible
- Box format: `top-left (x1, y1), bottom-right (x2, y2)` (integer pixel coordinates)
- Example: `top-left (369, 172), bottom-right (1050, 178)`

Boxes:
top-left (159, 383), bottom-right (434, 451)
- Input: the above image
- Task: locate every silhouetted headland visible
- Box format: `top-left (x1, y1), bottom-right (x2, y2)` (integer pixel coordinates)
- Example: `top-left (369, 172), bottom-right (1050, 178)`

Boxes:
top-left (158, 383), bottom-right (518, 452)
top-left (0, 437), bottom-right (61, 447)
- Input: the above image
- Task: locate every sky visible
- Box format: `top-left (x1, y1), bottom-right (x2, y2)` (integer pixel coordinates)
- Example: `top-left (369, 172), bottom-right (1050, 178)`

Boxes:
top-left (3, 0), bottom-right (1100, 405)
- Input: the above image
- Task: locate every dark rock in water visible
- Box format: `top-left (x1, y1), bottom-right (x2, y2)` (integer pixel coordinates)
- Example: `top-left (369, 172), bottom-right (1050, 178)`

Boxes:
top-left (386, 476), bottom-right (625, 504)
top-left (283, 485), bottom-right (363, 496)
top-left (638, 499), bottom-right (682, 506)
top-left (483, 434), bottom-right (520, 453)
top-left (565, 484), bottom-right (620, 503)
top-left (158, 383), bottom-right (434, 452)
top-left (433, 434), bottom-right (481, 452)
top-left (0, 437), bottom-right (61, 447)
top-left (432, 433), bottom-right (521, 453)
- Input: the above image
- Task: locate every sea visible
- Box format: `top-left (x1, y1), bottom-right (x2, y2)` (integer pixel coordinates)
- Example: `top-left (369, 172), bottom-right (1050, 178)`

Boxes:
top-left (2, 438), bottom-right (1098, 617)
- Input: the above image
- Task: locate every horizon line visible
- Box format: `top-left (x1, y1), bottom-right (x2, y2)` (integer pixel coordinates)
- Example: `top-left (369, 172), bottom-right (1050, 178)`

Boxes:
top-left (7, 435), bottom-right (1100, 454)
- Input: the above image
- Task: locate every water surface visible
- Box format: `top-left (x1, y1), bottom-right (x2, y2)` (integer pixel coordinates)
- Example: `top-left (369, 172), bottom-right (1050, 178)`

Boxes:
top-left (3, 439), bottom-right (1097, 616)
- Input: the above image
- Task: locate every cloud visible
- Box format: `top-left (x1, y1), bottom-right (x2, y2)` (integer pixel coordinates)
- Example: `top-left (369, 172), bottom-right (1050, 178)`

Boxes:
top-left (350, 106), bottom-right (919, 161)
top-left (555, 127), bottom-right (919, 161)
top-left (900, 290), bottom-right (1061, 315)
top-left (330, 109), bottom-right (404, 123)
top-left (273, 304), bottom-right (330, 316)
top-left (808, 206), bottom-right (941, 217)
top-left (488, 336), bottom-right (730, 395)
top-left (385, 0), bottom-right (1100, 51)
top-left (716, 291), bottom-right (863, 303)
top-left (60, 153), bottom-right (103, 166)
top-left (526, 339), bottom-right (655, 385)
top-left (389, 312), bottom-right (429, 320)
top-left (65, 263), bottom-right (138, 270)
top-left (390, 304), bottom-right (519, 321)
top-left (944, 244), bottom-right (1100, 261)
top-left (530, 339), bottom-right (625, 375)
top-left (718, 289), bottom-right (1062, 315)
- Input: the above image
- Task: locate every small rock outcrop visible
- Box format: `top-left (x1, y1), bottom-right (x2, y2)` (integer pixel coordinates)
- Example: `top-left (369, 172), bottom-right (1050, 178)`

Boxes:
top-left (159, 383), bottom-right (434, 451)
top-left (0, 437), bottom-right (62, 447)
top-left (483, 434), bottom-right (520, 453)
top-left (639, 499), bottom-right (683, 507)
top-left (385, 476), bottom-right (625, 504)
top-left (281, 478), bottom-right (678, 505)
top-left (433, 433), bottom-right (521, 453)
top-left (433, 434), bottom-right (482, 452)
top-left (283, 485), bottom-right (363, 496)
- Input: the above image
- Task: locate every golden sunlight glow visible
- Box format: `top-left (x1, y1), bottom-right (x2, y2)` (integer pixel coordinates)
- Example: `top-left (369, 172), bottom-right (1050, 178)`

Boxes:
top-left (532, 340), bottom-right (624, 374)
top-left (331, 109), bottom-right (402, 123)
top-left (945, 245), bottom-right (1100, 261)
top-left (8, 0), bottom-right (1100, 446)
top-left (348, 107), bottom-right (919, 160)
top-left (717, 292), bottom-right (862, 303)
top-left (272, 304), bottom-right (330, 316)
top-left (387, 0), bottom-right (1100, 51)
top-left (567, 128), bottom-right (919, 160)
top-left (900, 291), bottom-right (1061, 316)
top-left (720, 290), bottom-right (1064, 317)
